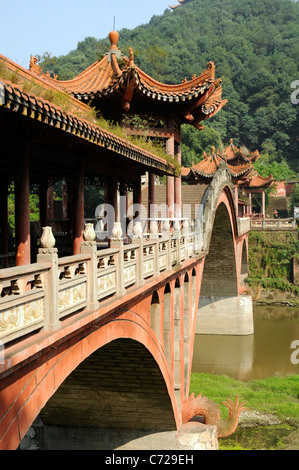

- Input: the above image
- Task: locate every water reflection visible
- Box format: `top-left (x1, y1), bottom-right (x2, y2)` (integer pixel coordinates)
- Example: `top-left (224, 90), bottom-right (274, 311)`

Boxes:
top-left (192, 305), bottom-right (299, 381)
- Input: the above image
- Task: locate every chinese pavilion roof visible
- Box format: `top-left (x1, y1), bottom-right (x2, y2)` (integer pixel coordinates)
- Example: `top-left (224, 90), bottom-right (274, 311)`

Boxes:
top-left (223, 139), bottom-right (260, 164)
top-left (29, 31), bottom-right (227, 131)
top-left (0, 54), bottom-right (176, 176)
top-left (182, 143), bottom-right (274, 189)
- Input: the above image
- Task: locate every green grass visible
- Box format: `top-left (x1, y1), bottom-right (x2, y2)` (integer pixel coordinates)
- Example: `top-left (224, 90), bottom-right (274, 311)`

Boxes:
top-left (190, 373), bottom-right (299, 450)
top-left (190, 373), bottom-right (299, 422)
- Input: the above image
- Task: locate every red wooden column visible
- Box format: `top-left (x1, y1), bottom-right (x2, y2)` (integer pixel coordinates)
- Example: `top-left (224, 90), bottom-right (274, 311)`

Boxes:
top-left (262, 190), bottom-right (266, 219)
top-left (61, 179), bottom-right (68, 219)
top-left (174, 142), bottom-right (182, 218)
top-left (119, 181), bottom-right (128, 235)
top-left (248, 192), bottom-right (252, 216)
top-left (39, 180), bottom-right (48, 229)
top-left (106, 176), bottom-right (118, 240)
top-left (15, 151), bottom-right (31, 266)
top-left (72, 158), bottom-right (85, 255)
top-left (148, 172), bottom-right (155, 221)
top-left (133, 176), bottom-right (142, 221)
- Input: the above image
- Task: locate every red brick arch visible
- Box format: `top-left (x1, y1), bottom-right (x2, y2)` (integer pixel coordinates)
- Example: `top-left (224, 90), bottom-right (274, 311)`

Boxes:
top-left (201, 187), bottom-right (240, 297)
top-left (0, 308), bottom-right (180, 450)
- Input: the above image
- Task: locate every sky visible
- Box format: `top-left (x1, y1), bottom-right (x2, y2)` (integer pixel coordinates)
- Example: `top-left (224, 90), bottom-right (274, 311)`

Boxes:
top-left (0, 0), bottom-right (174, 68)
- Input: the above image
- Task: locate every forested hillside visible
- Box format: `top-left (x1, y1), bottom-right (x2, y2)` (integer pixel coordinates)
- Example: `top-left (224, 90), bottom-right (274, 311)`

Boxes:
top-left (39, 0), bottom-right (299, 174)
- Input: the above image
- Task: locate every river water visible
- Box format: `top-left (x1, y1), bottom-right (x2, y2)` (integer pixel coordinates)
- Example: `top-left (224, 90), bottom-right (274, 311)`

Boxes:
top-left (192, 304), bottom-right (299, 381)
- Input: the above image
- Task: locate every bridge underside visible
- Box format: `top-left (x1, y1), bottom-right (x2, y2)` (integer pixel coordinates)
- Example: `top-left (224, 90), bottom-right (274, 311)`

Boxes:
top-left (41, 339), bottom-right (176, 432)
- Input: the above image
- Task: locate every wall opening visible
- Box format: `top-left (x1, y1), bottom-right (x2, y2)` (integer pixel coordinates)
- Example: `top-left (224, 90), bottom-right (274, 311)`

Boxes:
top-left (163, 283), bottom-right (172, 367)
top-left (150, 291), bottom-right (161, 341)
top-left (240, 240), bottom-right (248, 283)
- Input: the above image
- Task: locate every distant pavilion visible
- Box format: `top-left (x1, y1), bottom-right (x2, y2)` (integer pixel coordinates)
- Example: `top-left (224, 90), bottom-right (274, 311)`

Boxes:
top-left (182, 139), bottom-right (274, 218)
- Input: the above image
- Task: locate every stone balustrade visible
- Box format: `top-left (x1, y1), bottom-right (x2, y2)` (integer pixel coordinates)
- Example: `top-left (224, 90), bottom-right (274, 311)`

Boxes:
top-left (0, 222), bottom-right (204, 345)
top-left (237, 217), bottom-right (251, 235)
top-left (250, 217), bottom-right (297, 231)
top-left (0, 262), bottom-right (51, 344)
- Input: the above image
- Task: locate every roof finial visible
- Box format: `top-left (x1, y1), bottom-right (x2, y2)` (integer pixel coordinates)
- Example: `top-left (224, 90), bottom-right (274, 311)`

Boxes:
top-left (109, 30), bottom-right (119, 50)
top-left (129, 47), bottom-right (135, 67)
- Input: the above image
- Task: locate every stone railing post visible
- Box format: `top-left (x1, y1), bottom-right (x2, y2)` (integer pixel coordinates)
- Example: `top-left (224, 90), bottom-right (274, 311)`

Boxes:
top-left (133, 221), bottom-right (145, 286)
top-left (37, 227), bottom-right (60, 331)
top-left (167, 233), bottom-right (172, 271)
top-left (183, 219), bottom-right (190, 258)
top-left (149, 221), bottom-right (160, 276)
top-left (110, 222), bottom-right (125, 296)
top-left (173, 220), bottom-right (181, 265)
top-left (80, 224), bottom-right (98, 310)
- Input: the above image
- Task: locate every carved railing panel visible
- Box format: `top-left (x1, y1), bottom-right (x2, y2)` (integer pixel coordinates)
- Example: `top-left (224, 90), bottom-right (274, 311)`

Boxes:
top-left (123, 245), bottom-right (138, 288)
top-left (58, 255), bottom-right (89, 319)
top-left (0, 263), bottom-right (50, 343)
top-left (97, 248), bottom-right (118, 300)
top-left (142, 241), bottom-right (155, 279)
top-left (158, 240), bottom-right (167, 272)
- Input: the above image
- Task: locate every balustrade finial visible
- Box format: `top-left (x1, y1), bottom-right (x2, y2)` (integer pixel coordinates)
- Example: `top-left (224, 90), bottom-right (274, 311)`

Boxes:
top-left (83, 223), bottom-right (96, 242)
top-left (112, 222), bottom-right (123, 241)
top-left (40, 226), bottom-right (56, 249)
top-left (133, 221), bottom-right (143, 240)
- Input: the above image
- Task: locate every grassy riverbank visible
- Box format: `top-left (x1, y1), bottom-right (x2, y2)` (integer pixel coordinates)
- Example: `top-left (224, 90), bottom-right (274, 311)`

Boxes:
top-left (189, 373), bottom-right (299, 450)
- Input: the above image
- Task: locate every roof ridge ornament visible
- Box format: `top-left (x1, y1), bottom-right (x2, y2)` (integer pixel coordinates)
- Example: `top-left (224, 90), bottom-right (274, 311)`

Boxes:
top-left (128, 48), bottom-right (135, 67)
top-left (106, 31), bottom-right (123, 64)
top-left (29, 56), bottom-right (42, 76)
top-left (109, 31), bottom-right (119, 50)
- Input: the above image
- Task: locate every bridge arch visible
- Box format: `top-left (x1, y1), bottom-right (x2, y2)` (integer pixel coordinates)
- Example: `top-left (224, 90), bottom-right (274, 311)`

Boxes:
top-left (196, 183), bottom-right (253, 336)
top-left (201, 198), bottom-right (238, 298)
top-left (40, 338), bottom-right (177, 436)
top-left (1, 309), bottom-right (179, 450)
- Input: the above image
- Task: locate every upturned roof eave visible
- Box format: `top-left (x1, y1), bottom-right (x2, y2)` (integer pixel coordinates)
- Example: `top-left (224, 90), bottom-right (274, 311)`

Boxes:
top-left (0, 78), bottom-right (176, 176)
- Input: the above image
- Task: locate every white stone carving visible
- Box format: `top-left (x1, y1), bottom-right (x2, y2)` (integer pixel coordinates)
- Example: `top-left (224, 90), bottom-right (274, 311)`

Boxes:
top-left (112, 222), bottom-right (123, 240)
top-left (83, 223), bottom-right (96, 241)
top-left (40, 226), bottom-right (55, 249)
